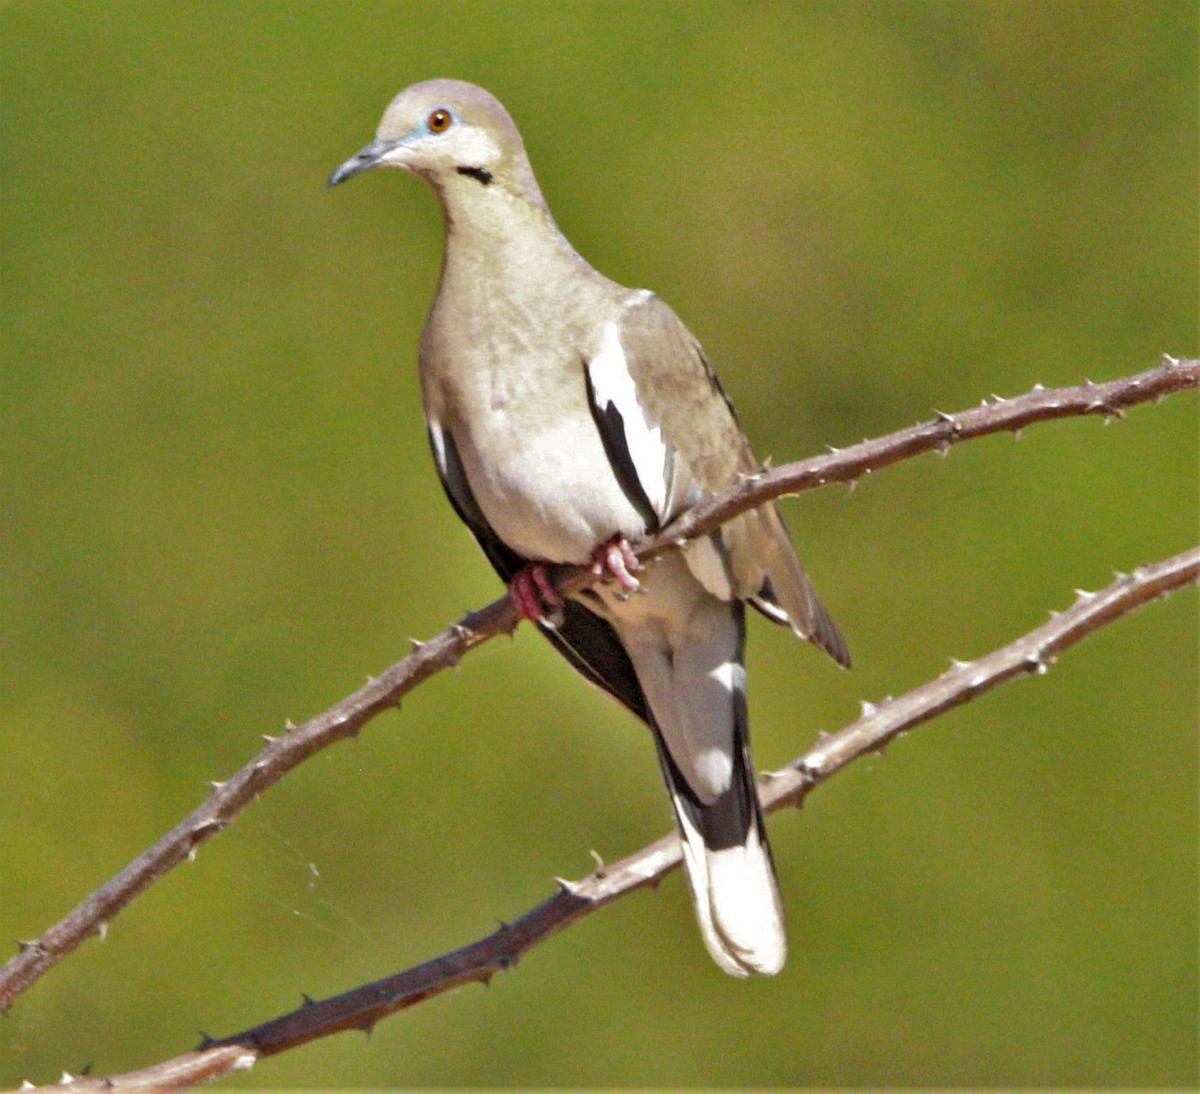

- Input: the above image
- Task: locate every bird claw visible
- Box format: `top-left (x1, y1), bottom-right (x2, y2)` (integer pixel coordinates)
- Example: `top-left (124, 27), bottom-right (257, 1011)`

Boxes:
top-left (591, 537), bottom-right (641, 593)
top-left (509, 564), bottom-right (565, 629)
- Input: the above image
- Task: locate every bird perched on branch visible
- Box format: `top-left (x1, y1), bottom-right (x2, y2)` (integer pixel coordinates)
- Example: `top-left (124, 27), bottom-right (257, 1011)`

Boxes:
top-left (329, 79), bottom-right (848, 976)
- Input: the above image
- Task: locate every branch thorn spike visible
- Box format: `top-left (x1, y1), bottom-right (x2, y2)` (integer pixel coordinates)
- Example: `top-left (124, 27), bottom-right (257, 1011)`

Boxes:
top-left (300, 992), bottom-right (316, 1007)
top-left (284, 719), bottom-right (297, 732)
top-left (261, 734), bottom-right (276, 745)
top-left (20, 1082), bottom-right (36, 1091)
top-left (589, 849), bottom-right (608, 875)
top-left (209, 780), bottom-right (225, 791)
top-left (1012, 427), bottom-right (1023, 441)
top-left (859, 700), bottom-right (877, 718)
top-left (553, 875), bottom-right (582, 895)
top-left (845, 478), bottom-right (858, 492)
top-left (96, 921), bottom-right (108, 941)
top-left (408, 637), bottom-right (424, 652)
top-left (1031, 381), bottom-right (1045, 391)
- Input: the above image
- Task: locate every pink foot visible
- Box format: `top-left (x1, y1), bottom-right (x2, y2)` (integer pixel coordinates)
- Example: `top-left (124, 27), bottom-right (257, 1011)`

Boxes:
top-left (509, 563), bottom-right (565, 628)
top-left (590, 536), bottom-right (642, 595)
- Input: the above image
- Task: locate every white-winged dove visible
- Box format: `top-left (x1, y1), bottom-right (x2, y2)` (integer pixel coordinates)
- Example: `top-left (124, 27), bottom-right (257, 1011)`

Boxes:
top-left (330, 79), bottom-right (848, 977)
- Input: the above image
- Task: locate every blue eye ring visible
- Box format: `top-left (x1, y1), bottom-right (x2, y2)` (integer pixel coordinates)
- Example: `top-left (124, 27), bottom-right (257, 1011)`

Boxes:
top-left (427, 108), bottom-right (452, 134)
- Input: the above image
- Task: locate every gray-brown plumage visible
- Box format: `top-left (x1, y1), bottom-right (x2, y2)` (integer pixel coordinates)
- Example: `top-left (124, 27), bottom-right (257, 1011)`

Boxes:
top-left (330, 79), bottom-right (847, 976)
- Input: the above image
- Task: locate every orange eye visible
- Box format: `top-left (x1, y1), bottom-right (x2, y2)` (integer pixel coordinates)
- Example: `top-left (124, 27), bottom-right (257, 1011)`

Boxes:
top-left (427, 108), bottom-right (452, 133)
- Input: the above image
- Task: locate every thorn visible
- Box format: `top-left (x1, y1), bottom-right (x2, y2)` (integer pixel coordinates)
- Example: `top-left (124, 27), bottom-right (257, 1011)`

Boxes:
top-left (1012, 427), bottom-right (1022, 441)
top-left (1025, 653), bottom-right (1049, 676)
top-left (209, 780), bottom-right (225, 791)
top-left (364, 674), bottom-right (376, 685)
top-left (1083, 377), bottom-right (1097, 387)
top-left (284, 719), bottom-right (297, 732)
top-left (1162, 353), bottom-right (1179, 366)
top-left (16, 939), bottom-right (41, 954)
top-left (845, 478), bottom-right (858, 492)
top-left (1031, 382), bottom-right (1045, 391)
top-left (554, 876), bottom-right (582, 896)
top-left (261, 734), bottom-right (277, 745)
top-left (479, 970), bottom-right (494, 987)
top-left (589, 849), bottom-right (608, 876)
top-left (1047, 608), bottom-right (1061, 620)
top-left (990, 393), bottom-right (1006, 404)
top-left (495, 918), bottom-right (511, 932)
top-left (361, 1019), bottom-right (377, 1038)
top-left (825, 444), bottom-right (841, 454)
top-left (859, 699), bottom-right (877, 718)
top-left (300, 992), bottom-right (317, 1008)
top-left (197, 1032), bottom-right (216, 1051)
top-left (935, 439), bottom-right (951, 458)
top-left (188, 848), bottom-right (198, 862)
top-left (408, 637), bottom-right (425, 652)
top-left (1073, 588), bottom-right (1096, 600)
top-left (61, 1073), bottom-right (75, 1085)
top-left (21, 1082), bottom-right (36, 1091)
top-left (96, 921), bottom-right (108, 941)
top-left (949, 657), bottom-right (971, 670)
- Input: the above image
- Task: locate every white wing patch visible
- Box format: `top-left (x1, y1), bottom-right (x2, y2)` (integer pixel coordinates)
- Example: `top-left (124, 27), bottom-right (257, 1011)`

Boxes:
top-left (428, 419), bottom-right (449, 480)
top-left (587, 320), bottom-right (670, 519)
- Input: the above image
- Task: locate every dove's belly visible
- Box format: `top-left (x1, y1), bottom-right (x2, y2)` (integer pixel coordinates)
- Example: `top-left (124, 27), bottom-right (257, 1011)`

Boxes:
top-left (455, 407), bottom-right (646, 564)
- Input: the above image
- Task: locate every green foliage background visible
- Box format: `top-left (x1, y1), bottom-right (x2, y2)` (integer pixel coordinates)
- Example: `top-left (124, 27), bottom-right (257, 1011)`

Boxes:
top-left (2, 1), bottom-right (1196, 1087)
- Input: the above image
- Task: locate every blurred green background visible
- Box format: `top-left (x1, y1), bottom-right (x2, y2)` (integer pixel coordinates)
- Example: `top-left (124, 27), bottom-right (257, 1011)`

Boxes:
top-left (2, 0), bottom-right (1196, 1087)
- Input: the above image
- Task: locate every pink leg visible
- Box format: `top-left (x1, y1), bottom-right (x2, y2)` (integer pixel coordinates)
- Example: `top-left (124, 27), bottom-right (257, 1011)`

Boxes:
top-left (591, 536), bottom-right (642, 594)
top-left (509, 563), bottom-right (565, 628)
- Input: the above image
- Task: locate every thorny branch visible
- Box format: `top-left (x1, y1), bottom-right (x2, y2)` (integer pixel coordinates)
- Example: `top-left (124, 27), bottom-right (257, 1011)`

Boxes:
top-left (20, 546), bottom-right (1200, 1093)
top-left (1, 357), bottom-right (1195, 1082)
